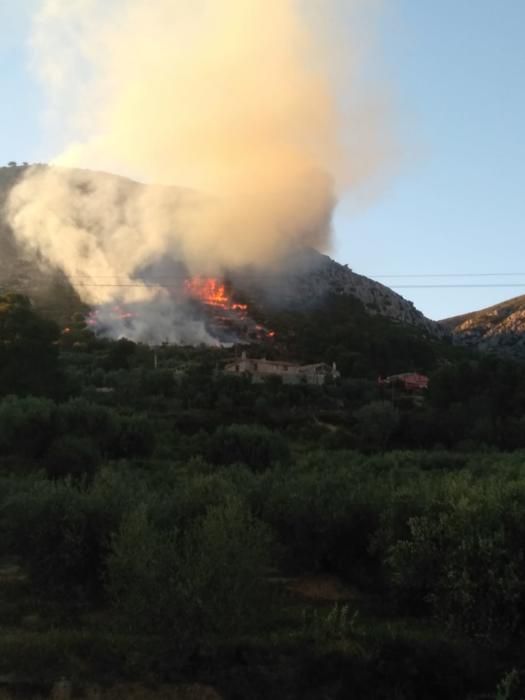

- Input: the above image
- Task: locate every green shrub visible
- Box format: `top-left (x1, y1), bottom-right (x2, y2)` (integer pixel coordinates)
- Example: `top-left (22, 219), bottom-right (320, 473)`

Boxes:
top-left (0, 294), bottom-right (61, 398)
top-left (300, 603), bottom-right (358, 646)
top-left (0, 395), bottom-right (56, 458)
top-left (182, 496), bottom-right (275, 636)
top-left (57, 398), bottom-right (119, 454)
top-left (354, 400), bottom-right (400, 450)
top-left (208, 424), bottom-right (289, 470)
top-left (388, 499), bottom-right (525, 640)
top-left (45, 435), bottom-right (101, 479)
top-left (256, 453), bottom-right (388, 585)
top-left (2, 477), bottom-right (128, 604)
top-left (107, 497), bottom-right (274, 646)
top-left (115, 415), bottom-right (155, 458)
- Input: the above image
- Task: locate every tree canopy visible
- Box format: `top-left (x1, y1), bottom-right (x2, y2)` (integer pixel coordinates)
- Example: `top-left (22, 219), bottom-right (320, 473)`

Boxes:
top-left (0, 294), bottom-right (61, 397)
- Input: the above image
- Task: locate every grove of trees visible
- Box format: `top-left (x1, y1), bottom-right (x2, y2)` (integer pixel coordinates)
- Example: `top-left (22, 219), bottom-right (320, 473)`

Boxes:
top-left (0, 295), bottom-right (524, 697)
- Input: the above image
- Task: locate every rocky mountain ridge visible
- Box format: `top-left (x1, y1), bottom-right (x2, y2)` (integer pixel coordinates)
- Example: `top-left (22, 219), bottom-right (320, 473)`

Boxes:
top-left (442, 295), bottom-right (525, 357)
top-left (287, 250), bottom-right (445, 336)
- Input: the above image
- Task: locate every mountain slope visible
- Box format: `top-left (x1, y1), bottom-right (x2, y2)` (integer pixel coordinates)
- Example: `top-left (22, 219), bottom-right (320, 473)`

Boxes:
top-left (442, 295), bottom-right (525, 356)
top-left (0, 164), bottom-right (444, 338)
top-left (236, 247), bottom-right (445, 337)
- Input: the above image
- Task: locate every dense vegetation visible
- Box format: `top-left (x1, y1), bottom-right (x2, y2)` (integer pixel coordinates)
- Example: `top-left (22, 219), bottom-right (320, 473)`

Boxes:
top-left (262, 292), bottom-right (446, 377)
top-left (1, 293), bottom-right (525, 698)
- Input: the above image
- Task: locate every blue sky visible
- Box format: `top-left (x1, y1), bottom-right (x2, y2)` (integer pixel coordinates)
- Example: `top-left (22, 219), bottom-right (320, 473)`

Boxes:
top-left (0, 2), bottom-right (42, 162)
top-left (1, 1), bottom-right (524, 320)
top-left (335, 0), bottom-right (525, 319)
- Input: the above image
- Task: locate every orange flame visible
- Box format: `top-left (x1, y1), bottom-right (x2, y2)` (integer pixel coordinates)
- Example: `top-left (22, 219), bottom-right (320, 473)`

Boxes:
top-left (184, 276), bottom-right (276, 340)
top-left (184, 277), bottom-right (231, 308)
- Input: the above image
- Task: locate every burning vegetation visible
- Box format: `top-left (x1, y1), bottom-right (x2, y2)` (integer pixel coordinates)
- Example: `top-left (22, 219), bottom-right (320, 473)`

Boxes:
top-left (183, 276), bottom-right (276, 343)
top-left (86, 304), bottom-right (138, 336)
top-left (184, 277), bottom-right (245, 311)
top-left (81, 276), bottom-right (276, 346)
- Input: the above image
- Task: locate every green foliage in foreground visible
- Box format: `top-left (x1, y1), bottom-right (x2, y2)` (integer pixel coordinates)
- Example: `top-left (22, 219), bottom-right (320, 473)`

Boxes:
top-left (108, 497), bottom-right (273, 646)
top-left (4, 299), bottom-right (525, 695)
top-left (0, 452), bottom-right (524, 696)
top-left (207, 423), bottom-right (290, 469)
top-left (0, 395), bottom-right (154, 476)
top-left (1, 452), bottom-right (525, 645)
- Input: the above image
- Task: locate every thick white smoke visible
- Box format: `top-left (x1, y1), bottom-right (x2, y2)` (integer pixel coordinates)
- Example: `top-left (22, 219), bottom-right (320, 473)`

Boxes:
top-left (7, 0), bottom-right (392, 343)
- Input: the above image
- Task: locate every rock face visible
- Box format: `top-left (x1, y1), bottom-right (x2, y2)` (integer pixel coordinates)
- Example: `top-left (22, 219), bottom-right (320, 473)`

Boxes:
top-left (291, 250), bottom-right (445, 336)
top-left (441, 295), bottom-right (525, 357)
top-left (233, 248), bottom-right (446, 338)
top-left (0, 165), bottom-right (443, 338)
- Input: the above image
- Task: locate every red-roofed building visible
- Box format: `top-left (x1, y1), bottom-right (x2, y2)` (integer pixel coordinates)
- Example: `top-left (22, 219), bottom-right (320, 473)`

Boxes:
top-left (378, 373), bottom-right (429, 392)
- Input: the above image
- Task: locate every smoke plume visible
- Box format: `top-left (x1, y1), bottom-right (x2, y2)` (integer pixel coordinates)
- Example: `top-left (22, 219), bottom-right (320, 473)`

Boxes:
top-left (7, 0), bottom-right (391, 342)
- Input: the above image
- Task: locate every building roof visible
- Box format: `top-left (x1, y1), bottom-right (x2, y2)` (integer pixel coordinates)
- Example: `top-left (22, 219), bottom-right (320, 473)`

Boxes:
top-left (378, 372), bottom-right (429, 389)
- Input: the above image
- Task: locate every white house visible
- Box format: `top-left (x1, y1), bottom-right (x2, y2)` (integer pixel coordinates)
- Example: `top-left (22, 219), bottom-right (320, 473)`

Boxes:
top-left (224, 352), bottom-right (340, 385)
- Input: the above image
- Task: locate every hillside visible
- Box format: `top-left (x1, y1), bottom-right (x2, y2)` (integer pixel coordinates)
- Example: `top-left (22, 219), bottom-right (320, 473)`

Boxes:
top-left (0, 165), bottom-right (86, 320)
top-left (0, 164), bottom-right (445, 340)
top-left (230, 247), bottom-right (446, 338)
top-left (442, 294), bottom-right (525, 356)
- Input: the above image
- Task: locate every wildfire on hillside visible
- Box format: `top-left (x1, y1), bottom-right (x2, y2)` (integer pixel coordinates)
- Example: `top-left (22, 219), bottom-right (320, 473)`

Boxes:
top-left (77, 277), bottom-right (276, 345)
top-left (184, 277), bottom-right (245, 311)
top-left (184, 276), bottom-right (275, 341)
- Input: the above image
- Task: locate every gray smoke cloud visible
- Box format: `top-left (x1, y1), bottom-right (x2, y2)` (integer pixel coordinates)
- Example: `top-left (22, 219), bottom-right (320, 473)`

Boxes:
top-left (7, 0), bottom-right (393, 343)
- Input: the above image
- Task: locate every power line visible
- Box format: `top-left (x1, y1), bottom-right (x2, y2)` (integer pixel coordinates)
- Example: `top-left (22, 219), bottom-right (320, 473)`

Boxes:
top-left (18, 282), bottom-right (525, 291)
top-left (61, 272), bottom-right (525, 278)
top-left (373, 273), bottom-right (525, 278)
top-left (7, 281), bottom-right (525, 290)
top-left (58, 272), bottom-right (525, 285)
top-left (8, 272), bottom-right (525, 292)
top-left (390, 284), bottom-right (525, 289)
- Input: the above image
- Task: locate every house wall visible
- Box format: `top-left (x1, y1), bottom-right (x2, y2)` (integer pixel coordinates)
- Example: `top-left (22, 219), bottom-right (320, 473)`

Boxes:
top-left (224, 356), bottom-right (337, 386)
